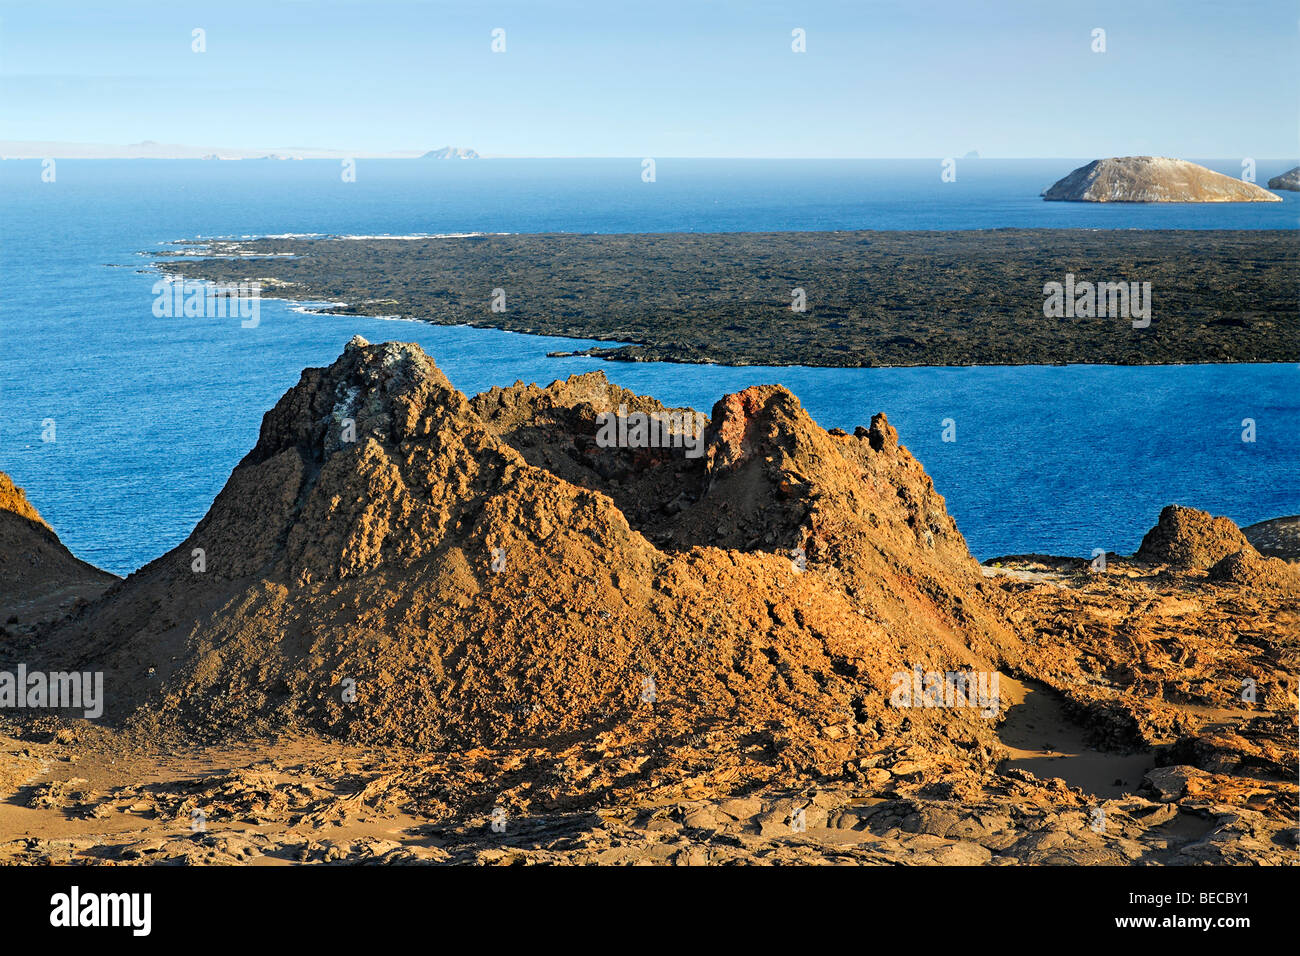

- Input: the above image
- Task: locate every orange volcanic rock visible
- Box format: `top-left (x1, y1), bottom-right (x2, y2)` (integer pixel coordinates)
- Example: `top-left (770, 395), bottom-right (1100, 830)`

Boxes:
top-left (26, 338), bottom-right (1020, 757)
top-left (1208, 547), bottom-right (1300, 593)
top-left (4, 353), bottom-right (1297, 866)
top-left (0, 473), bottom-right (45, 527)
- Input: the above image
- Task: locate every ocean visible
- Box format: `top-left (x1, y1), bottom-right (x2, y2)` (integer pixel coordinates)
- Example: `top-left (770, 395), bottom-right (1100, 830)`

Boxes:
top-left (1, 158), bottom-right (1296, 575)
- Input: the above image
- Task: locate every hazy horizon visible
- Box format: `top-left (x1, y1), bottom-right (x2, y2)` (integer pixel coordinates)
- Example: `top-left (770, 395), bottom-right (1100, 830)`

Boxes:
top-left (3, 142), bottom-right (1299, 161)
top-left (1, 0), bottom-right (1294, 159)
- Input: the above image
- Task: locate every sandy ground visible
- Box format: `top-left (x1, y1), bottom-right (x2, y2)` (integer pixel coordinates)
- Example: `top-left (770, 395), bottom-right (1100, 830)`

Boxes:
top-left (1, 525), bottom-right (1295, 865)
top-left (3, 585), bottom-right (1292, 867)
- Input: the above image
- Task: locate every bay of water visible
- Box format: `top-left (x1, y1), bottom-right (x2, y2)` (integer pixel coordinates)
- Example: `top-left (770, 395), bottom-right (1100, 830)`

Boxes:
top-left (1, 159), bottom-right (1296, 574)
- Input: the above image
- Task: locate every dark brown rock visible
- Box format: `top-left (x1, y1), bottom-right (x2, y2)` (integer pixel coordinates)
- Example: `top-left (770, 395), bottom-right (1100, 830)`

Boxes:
top-left (1134, 505), bottom-right (1254, 569)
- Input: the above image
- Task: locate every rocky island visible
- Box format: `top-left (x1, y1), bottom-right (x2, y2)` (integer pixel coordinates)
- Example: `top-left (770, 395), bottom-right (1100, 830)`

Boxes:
top-left (1, 339), bottom-right (1295, 865)
top-left (1267, 166), bottom-right (1300, 191)
top-left (1043, 156), bottom-right (1282, 203)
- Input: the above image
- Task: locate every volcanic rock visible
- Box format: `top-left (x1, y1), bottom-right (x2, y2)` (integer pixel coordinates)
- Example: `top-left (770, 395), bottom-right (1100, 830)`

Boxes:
top-left (1207, 547), bottom-right (1300, 592)
top-left (0, 472), bottom-right (116, 625)
top-left (6, 356), bottom-right (1298, 865)
top-left (1042, 157), bottom-right (1282, 203)
top-left (25, 339), bottom-right (1021, 755)
top-left (1134, 505), bottom-right (1254, 569)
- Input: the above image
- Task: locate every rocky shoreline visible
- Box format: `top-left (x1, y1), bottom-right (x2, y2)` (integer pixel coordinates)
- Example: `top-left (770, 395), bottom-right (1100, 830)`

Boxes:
top-left (152, 229), bottom-right (1299, 367)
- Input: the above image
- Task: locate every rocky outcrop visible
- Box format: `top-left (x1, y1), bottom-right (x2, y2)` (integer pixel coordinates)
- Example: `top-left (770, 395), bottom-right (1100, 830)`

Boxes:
top-left (25, 338), bottom-right (1020, 754)
top-left (0, 473), bottom-right (45, 526)
top-left (1043, 156), bottom-right (1282, 202)
top-left (1207, 547), bottom-right (1300, 592)
top-left (0, 473), bottom-right (116, 626)
top-left (1134, 504), bottom-right (1254, 569)
top-left (1267, 166), bottom-right (1300, 191)
top-left (5, 351), bottom-right (1296, 865)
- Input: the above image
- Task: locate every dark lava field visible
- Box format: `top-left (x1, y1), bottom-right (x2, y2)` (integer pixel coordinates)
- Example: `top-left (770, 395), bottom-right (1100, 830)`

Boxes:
top-left (157, 229), bottom-right (1298, 367)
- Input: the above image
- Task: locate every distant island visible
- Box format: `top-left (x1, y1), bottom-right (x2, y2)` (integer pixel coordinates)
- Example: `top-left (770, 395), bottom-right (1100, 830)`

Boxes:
top-left (1267, 165), bottom-right (1299, 191)
top-left (1043, 156), bottom-right (1281, 202)
top-left (0, 140), bottom-right (446, 160)
top-left (0, 140), bottom-right (488, 160)
top-left (421, 146), bottom-right (481, 160)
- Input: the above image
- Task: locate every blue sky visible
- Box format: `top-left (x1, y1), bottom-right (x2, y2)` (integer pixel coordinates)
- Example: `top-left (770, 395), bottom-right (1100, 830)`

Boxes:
top-left (1, 0), bottom-right (1295, 157)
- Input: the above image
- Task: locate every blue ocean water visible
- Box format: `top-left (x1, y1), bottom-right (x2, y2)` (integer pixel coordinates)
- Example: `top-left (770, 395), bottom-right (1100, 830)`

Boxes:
top-left (1, 159), bottom-right (1296, 574)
